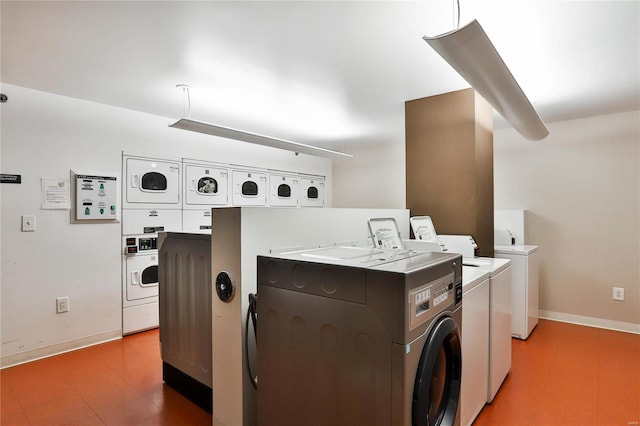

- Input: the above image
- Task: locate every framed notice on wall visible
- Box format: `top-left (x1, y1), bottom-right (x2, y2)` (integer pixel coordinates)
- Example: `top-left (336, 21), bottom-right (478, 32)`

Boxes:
top-left (42, 177), bottom-right (70, 209)
top-left (74, 174), bottom-right (118, 221)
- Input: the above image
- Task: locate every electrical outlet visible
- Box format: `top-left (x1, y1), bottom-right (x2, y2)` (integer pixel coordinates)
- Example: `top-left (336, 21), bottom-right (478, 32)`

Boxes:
top-left (612, 287), bottom-right (624, 301)
top-left (56, 297), bottom-right (69, 313)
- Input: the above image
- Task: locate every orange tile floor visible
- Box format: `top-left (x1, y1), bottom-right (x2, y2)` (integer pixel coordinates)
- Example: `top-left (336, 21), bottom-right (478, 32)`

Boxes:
top-left (1, 319), bottom-right (638, 425)
top-left (1, 329), bottom-right (211, 425)
top-left (475, 319), bottom-right (640, 426)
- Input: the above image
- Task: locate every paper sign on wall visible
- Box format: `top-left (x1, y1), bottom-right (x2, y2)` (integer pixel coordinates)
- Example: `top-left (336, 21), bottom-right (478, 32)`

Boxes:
top-left (75, 174), bottom-right (118, 220)
top-left (42, 178), bottom-right (70, 209)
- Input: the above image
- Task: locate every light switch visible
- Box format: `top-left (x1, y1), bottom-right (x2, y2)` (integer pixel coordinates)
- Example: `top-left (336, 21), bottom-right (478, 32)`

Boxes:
top-left (21, 215), bottom-right (36, 232)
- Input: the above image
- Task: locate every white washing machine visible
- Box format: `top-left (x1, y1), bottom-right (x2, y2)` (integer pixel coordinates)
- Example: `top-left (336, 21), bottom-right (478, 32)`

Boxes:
top-left (268, 173), bottom-right (299, 207)
top-left (122, 235), bottom-right (160, 335)
top-left (462, 257), bottom-right (511, 403)
top-left (231, 170), bottom-right (267, 206)
top-left (121, 208), bottom-right (182, 335)
top-left (299, 176), bottom-right (325, 207)
top-left (460, 266), bottom-right (490, 426)
top-left (438, 235), bottom-right (512, 403)
top-left (183, 161), bottom-right (229, 208)
top-left (494, 244), bottom-right (539, 339)
top-left (122, 155), bottom-right (181, 209)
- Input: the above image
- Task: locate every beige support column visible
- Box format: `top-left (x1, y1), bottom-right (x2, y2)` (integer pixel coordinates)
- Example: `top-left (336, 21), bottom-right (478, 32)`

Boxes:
top-left (405, 88), bottom-right (495, 256)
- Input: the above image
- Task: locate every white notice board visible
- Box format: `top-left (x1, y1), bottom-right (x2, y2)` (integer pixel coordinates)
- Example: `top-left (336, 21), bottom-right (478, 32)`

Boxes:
top-left (75, 174), bottom-right (118, 221)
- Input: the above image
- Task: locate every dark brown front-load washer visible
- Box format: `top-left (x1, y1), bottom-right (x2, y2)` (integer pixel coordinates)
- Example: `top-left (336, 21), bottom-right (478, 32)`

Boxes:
top-left (256, 247), bottom-right (462, 426)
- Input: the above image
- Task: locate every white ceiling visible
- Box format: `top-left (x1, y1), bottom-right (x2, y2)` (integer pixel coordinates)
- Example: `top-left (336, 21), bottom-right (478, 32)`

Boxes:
top-left (2, 1), bottom-right (639, 152)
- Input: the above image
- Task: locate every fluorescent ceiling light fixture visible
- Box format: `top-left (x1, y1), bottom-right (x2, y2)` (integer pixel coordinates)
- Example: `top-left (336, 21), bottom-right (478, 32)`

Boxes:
top-left (424, 19), bottom-right (549, 141)
top-left (169, 84), bottom-right (352, 159)
top-left (169, 118), bottom-right (353, 159)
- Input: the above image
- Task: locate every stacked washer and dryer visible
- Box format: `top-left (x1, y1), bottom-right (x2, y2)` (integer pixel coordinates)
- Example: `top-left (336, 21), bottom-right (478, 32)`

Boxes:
top-left (121, 154), bottom-right (183, 335)
top-left (182, 160), bottom-right (230, 232)
top-left (122, 154), bottom-right (328, 335)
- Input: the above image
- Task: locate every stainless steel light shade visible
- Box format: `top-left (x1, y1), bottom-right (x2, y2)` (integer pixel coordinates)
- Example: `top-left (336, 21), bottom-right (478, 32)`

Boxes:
top-left (424, 19), bottom-right (549, 140)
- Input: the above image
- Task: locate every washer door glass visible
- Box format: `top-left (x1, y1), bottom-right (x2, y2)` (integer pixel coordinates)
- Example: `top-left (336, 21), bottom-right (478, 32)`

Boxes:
top-left (277, 183), bottom-right (291, 198)
top-left (242, 181), bottom-right (259, 196)
top-left (412, 316), bottom-right (462, 426)
top-left (307, 186), bottom-right (319, 199)
top-left (141, 265), bottom-right (159, 286)
top-left (141, 172), bottom-right (168, 192)
top-left (198, 177), bottom-right (218, 194)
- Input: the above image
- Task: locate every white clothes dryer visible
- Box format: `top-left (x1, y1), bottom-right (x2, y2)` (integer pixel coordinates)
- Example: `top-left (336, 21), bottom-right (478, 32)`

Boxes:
top-left (231, 170), bottom-right (267, 206)
top-left (183, 161), bottom-right (229, 208)
top-left (123, 155), bottom-right (181, 209)
top-left (299, 176), bottom-right (325, 207)
top-left (268, 173), bottom-right (299, 207)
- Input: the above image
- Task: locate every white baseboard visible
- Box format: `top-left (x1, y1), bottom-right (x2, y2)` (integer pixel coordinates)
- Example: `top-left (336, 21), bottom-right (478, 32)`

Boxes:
top-left (539, 310), bottom-right (640, 335)
top-left (1, 329), bottom-right (122, 369)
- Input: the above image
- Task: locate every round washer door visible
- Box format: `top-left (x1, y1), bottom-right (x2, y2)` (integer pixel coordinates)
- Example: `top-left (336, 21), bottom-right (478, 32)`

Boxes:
top-left (412, 316), bottom-right (462, 426)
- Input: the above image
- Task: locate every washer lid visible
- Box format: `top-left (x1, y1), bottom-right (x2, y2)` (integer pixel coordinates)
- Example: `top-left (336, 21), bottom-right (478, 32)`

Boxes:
top-left (462, 266), bottom-right (491, 293)
top-left (463, 257), bottom-right (511, 275)
top-left (279, 246), bottom-right (414, 267)
top-left (494, 244), bottom-right (539, 255)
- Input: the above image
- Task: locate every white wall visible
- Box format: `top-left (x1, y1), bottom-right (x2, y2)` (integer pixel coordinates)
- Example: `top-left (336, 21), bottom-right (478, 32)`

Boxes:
top-left (494, 111), bottom-right (640, 328)
top-left (332, 136), bottom-right (405, 209)
top-left (331, 105), bottom-right (639, 330)
top-left (0, 84), bottom-right (331, 366)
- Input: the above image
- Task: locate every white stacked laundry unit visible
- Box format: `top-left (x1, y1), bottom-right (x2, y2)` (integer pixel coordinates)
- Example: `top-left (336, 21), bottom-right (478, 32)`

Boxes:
top-left (121, 154), bottom-right (182, 335)
top-left (268, 172), bottom-right (299, 207)
top-left (182, 159), bottom-right (230, 232)
top-left (299, 175), bottom-right (326, 207)
top-left (231, 169), bottom-right (267, 206)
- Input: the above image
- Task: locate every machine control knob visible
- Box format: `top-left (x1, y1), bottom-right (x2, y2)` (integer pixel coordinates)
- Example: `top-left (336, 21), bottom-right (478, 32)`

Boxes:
top-left (215, 271), bottom-right (235, 303)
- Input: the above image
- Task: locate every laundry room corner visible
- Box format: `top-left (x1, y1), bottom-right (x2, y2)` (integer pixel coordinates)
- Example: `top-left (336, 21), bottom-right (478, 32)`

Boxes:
top-left (0, 84), bottom-right (332, 367)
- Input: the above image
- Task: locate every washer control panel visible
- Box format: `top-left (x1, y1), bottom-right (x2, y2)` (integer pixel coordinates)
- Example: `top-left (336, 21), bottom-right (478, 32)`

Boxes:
top-left (124, 236), bottom-right (158, 255)
top-left (408, 272), bottom-right (455, 330)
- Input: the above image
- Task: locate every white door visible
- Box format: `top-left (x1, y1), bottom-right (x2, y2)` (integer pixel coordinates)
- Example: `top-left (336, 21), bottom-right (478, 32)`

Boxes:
top-left (125, 254), bottom-right (159, 303)
top-left (124, 156), bottom-right (181, 206)
top-left (184, 163), bottom-right (229, 207)
top-left (232, 170), bottom-right (267, 206)
top-left (269, 174), bottom-right (299, 207)
top-left (299, 177), bottom-right (325, 207)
